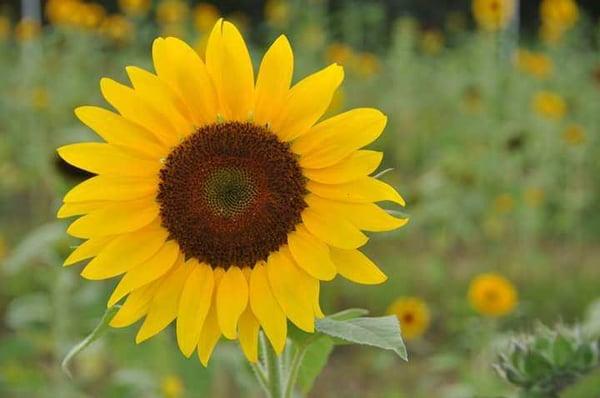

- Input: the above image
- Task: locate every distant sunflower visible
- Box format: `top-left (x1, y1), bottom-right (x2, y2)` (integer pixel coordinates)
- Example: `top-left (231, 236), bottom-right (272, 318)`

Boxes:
top-left (468, 273), bottom-right (517, 317)
top-left (387, 297), bottom-right (430, 340)
top-left (58, 20), bottom-right (407, 365)
top-left (472, 0), bottom-right (515, 32)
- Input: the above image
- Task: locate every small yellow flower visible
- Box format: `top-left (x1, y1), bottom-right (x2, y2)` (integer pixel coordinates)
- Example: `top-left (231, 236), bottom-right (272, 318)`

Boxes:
top-left (15, 18), bottom-right (41, 41)
top-left (265, 0), bottom-right (290, 28)
top-left (420, 30), bottom-right (445, 55)
top-left (472, 0), bottom-right (515, 32)
top-left (387, 297), bottom-right (431, 340)
top-left (523, 187), bottom-right (545, 208)
top-left (532, 90), bottom-right (567, 120)
top-left (326, 42), bottom-right (355, 67)
top-left (540, 0), bottom-right (579, 31)
top-left (156, 0), bottom-right (188, 25)
top-left (161, 374), bottom-right (184, 398)
top-left (72, 3), bottom-right (106, 30)
top-left (514, 49), bottom-right (553, 79)
top-left (0, 15), bottom-right (10, 40)
top-left (46, 0), bottom-right (80, 26)
top-left (355, 52), bottom-right (380, 78)
top-left (193, 3), bottom-right (220, 33)
top-left (118, 0), bottom-right (151, 16)
top-left (31, 87), bottom-right (49, 110)
top-left (493, 193), bottom-right (514, 214)
top-left (468, 273), bottom-right (517, 317)
top-left (101, 15), bottom-right (134, 44)
top-left (562, 124), bottom-right (585, 146)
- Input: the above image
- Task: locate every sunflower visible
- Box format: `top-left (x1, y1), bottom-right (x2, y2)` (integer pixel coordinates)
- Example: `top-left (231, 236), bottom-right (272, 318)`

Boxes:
top-left (468, 273), bottom-right (517, 317)
top-left (387, 297), bottom-right (430, 340)
top-left (58, 19), bottom-right (407, 366)
top-left (472, 0), bottom-right (515, 32)
top-left (532, 90), bottom-right (567, 121)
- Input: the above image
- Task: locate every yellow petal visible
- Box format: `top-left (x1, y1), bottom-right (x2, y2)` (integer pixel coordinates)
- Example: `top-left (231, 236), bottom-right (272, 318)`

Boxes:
top-left (238, 306), bottom-right (260, 363)
top-left (107, 240), bottom-right (181, 306)
top-left (205, 20), bottom-right (254, 120)
top-left (249, 263), bottom-right (287, 354)
top-left (306, 195), bottom-right (408, 232)
top-left (57, 201), bottom-right (106, 218)
top-left (100, 78), bottom-right (179, 148)
top-left (67, 199), bottom-right (159, 239)
top-left (254, 35), bottom-right (293, 126)
top-left (126, 66), bottom-right (194, 137)
top-left (301, 207), bottom-right (367, 250)
top-left (57, 143), bottom-right (161, 177)
top-left (135, 262), bottom-right (192, 343)
top-left (293, 108), bottom-right (387, 168)
top-left (216, 266), bottom-right (248, 339)
top-left (287, 225), bottom-right (336, 281)
top-left (63, 175), bottom-right (157, 203)
top-left (314, 282), bottom-right (325, 318)
top-left (272, 64), bottom-right (344, 141)
top-left (307, 177), bottom-right (406, 206)
top-left (74, 106), bottom-right (167, 159)
top-left (110, 280), bottom-right (162, 328)
top-left (266, 248), bottom-right (316, 332)
top-left (197, 267), bottom-right (225, 366)
top-left (301, 151), bottom-right (382, 184)
top-left (153, 37), bottom-right (219, 126)
top-left (329, 248), bottom-right (387, 285)
top-left (64, 236), bottom-right (114, 266)
top-left (81, 224), bottom-right (168, 280)
top-left (176, 262), bottom-right (214, 357)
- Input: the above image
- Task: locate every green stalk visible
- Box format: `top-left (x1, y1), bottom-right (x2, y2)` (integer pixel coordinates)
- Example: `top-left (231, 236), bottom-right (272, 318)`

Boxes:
top-left (261, 334), bottom-right (283, 398)
top-left (283, 345), bottom-right (307, 398)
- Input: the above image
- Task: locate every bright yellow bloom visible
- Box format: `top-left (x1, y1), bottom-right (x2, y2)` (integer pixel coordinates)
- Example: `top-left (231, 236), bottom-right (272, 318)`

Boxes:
top-left (156, 0), bottom-right (188, 25)
top-left (523, 187), bottom-right (545, 208)
top-left (387, 297), bottom-right (430, 340)
top-left (468, 273), bottom-right (517, 317)
top-left (532, 91), bottom-right (567, 120)
top-left (514, 49), bottom-right (553, 80)
top-left (265, 0), bottom-right (290, 28)
top-left (58, 19), bottom-right (407, 366)
top-left (493, 193), bottom-right (514, 214)
top-left (15, 18), bottom-right (41, 41)
top-left (101, 15), bottom-right (134, 44)
top-left (193, 3), bottom-right (220, 33)
top-left (0, 16), bottom-right (10, 40)
top-left (562, 124), bottom-right (585, 146)
top-left (118, 0), bottom-right (151, 16)
top-left (472, 0), bottom-right (515, 32)
top-left (420, 30), bottom-right (445, 55)
top-left (161, 374), bottom-right (184, 398)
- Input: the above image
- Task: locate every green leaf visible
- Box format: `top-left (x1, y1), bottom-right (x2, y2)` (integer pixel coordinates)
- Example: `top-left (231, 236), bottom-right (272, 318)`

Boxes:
top-left (315, 315), bottom-right (407, 360)
top-left (325, 308), bottom-right (369, 321)
top-left (296, 336), bottom-right (334, 394)
top-left (61, 306), bottom-right (120, 379)
top-left (553, 335), bottom-right (574, 367)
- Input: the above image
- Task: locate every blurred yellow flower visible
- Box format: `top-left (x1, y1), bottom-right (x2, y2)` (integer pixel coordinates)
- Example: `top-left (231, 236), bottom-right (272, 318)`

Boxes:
top-left (355, 52), bottom-right (380, 78)
top-left (161, 374), bottom-right (184, 398)
top-left (118, 0), bottom-right (151, 16)
top-left (468, 273), bottom-right (517, 317)
top-left (562, 124), bottom-right (585, 146)
top-left (0, 15), bottom-right (10, 40)
top-left (46, 0), bottom-right (81, 26)
top-left (157, 0), bottom-right (188, 25)
top-left (514, 49), bottom-right (553, 79)
top-left (15, 18), bottom-right (41, 41)
top-left (31, 87), bottom-right (49, 110)
top-left (101, 15), bottom-right (134, 44)
top-left (299, 23), bottom-right (325, 50)
top-left (472, 0), bottom-right (515, 32)
top-left (265, 0), bottom-right (290, 28)
top-left (493, 193), bottom-right (514, 213)
top-left (532, 91), bottom-right (567, 120)
top-left (193, 3), bottom-right (220, 33)
top-left (524, 187), bottom-right (545, 208)
top-left (540, 0), bottom-right (579, 30)
top-left (70, 2), bottom-right (106, 30)
top-left (387, 297), bottom-right (431, 340)
top-left (326, 42), bottom-right (355, 67)
top-left (420, 29), bottom-right (445, 55)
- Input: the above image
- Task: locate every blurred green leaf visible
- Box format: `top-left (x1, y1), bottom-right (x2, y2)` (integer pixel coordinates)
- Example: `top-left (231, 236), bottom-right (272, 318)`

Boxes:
top-left (296, 336), bottom-right (334, 394)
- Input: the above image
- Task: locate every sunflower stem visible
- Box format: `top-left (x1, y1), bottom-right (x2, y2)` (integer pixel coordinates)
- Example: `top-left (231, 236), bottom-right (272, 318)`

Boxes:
top-left (261, 333), bottom-right (283, 398)
top-left (283, 344), bottom-right (307, 398)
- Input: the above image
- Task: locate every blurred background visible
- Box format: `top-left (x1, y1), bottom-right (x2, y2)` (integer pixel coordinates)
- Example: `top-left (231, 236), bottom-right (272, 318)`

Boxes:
top-left (1, 0), bottom-right (599, 397)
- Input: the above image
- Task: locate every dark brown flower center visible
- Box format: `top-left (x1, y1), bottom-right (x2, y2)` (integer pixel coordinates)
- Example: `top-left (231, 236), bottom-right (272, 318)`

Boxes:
top-left (157, 121), bottom-right (307, 269)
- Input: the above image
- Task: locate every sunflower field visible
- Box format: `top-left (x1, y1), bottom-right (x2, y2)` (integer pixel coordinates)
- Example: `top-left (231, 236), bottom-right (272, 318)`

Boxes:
top-left (1, 0), bottom-right (600, 397)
